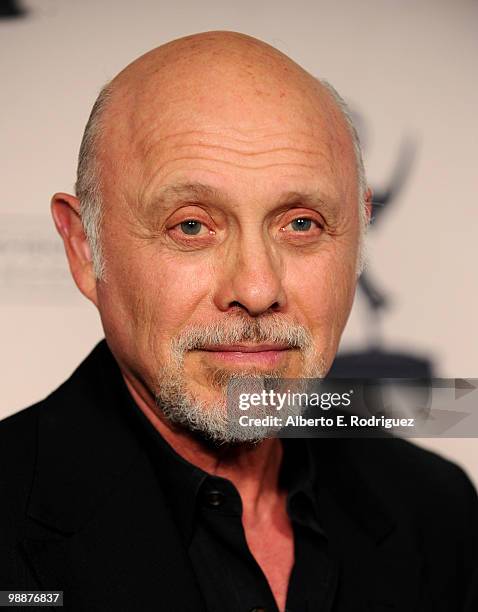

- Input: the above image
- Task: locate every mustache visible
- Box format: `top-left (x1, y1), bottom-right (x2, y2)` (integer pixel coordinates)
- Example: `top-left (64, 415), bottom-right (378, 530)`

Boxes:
top-left (171, 313), bottom-right (314, 356)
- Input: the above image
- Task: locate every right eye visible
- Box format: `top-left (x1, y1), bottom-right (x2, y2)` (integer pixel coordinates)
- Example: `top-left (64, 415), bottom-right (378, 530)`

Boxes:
top-left (178, 220), bottom-right (206, 235)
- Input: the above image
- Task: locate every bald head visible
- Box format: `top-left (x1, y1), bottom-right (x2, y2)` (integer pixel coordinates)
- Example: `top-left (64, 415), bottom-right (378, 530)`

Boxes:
top-left (109, 31), bottom-right (342, 131)
top-left (76, 31), bottom-right (367, 280)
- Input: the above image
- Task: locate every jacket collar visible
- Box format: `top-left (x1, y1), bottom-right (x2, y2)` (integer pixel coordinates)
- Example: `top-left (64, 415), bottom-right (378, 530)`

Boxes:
top-left (310, 436), bottom-right (396, 545)
top-left (26, 339), bottom-right (145, 534)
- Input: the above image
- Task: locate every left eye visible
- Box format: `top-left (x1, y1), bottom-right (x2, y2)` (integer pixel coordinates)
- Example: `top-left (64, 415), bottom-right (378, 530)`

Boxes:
top-left (179, 220), bottom-right (204, 235)
top-left (286, 218), bottom-right (318, 232)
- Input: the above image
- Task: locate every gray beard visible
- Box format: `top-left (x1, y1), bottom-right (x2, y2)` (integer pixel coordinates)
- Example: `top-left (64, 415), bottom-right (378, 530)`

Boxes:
top-left (156, 368), bottom-right (325, 445)
top-left (152, 313), bottom-right (326, 443)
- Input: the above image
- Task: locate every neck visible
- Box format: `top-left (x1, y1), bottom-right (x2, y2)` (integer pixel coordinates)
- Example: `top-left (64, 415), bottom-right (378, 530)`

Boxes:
top-left (122, 372), bottom-right (284, 517)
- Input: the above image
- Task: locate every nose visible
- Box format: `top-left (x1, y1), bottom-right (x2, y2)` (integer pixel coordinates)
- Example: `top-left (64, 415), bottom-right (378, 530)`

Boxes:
top-left (213, 234), bottom-right (286, 316)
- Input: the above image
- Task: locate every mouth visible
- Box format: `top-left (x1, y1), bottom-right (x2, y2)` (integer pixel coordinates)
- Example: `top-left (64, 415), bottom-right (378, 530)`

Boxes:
top-left (195, 344), bottom-right (295, 368)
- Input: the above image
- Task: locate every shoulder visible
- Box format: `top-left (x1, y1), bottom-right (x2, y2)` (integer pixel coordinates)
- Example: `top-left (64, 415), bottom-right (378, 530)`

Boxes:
top-left (0, 402), bottom-right (42, 476)
top-left (313, 435), bottom-right (478, 536)
top-left (0, 401), bottom-right (45, 551)
top-left (348, 436), bottom-right (475, 500)
top-left (0, 341), bottom-right (109, 511)
top-left (0, 370), bottom-right (82, 477)
top-left (326, 435), bottom-right (476, 502)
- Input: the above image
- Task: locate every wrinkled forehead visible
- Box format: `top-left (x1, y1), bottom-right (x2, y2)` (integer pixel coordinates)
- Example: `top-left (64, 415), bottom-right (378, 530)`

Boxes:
top-left (98, 43), bottom-right (356, 205)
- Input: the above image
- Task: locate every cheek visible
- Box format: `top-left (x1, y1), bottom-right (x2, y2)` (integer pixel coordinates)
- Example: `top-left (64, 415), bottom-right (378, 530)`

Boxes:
top-left (286, 248), bottom-right (356, 340)
top-left (101, 247), bottom-right (214, 351)
top-left (146, 253), bottom-right (213, 329)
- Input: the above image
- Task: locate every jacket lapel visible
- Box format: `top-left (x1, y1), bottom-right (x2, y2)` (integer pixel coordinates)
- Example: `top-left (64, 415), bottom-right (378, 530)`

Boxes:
top-left (21, 340), bottom-right (205, 611)
top-left (313, 437), bottom-right (424, 611)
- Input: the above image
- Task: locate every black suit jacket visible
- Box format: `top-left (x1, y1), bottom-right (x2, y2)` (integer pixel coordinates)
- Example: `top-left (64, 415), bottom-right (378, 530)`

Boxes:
top-left (1, 340), bottom-right (477, 611)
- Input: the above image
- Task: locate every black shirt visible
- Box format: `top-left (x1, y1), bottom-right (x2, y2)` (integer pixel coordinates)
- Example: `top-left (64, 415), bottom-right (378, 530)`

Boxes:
top-left (129, 400), bottom-right (338, 612)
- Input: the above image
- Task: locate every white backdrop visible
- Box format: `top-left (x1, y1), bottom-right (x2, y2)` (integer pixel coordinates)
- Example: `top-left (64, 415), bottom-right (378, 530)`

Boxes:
top-left (1, 0), bottom-right (477, 482)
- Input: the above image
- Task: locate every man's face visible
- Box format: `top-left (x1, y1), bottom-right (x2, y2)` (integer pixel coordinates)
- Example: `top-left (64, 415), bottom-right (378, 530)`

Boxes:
top-left (93, 49), bottom-right (361, 439)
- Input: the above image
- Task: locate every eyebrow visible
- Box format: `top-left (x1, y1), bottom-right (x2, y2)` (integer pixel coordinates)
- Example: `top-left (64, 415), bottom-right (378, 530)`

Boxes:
top-left (143, 181), bottom-right (339, 221)
top-left (147, 182), bottom-right (223, 209)
top-left (276, 190), bottom-right (336, 212)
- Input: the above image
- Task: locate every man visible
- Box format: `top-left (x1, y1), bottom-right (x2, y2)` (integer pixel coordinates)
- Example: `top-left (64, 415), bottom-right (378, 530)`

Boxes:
top-left (0, 31), bottom-right (476, 611)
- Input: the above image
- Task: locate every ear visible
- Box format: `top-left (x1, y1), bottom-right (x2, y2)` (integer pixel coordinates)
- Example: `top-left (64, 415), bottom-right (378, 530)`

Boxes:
top-left (51, 192), bottom-right (99, 307)
top-left (364, 187), bottom-right (373, 224)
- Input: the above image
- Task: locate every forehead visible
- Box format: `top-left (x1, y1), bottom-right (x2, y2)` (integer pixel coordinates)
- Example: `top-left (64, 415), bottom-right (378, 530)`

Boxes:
top-left (101, 60), bottom-right (356, 210)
